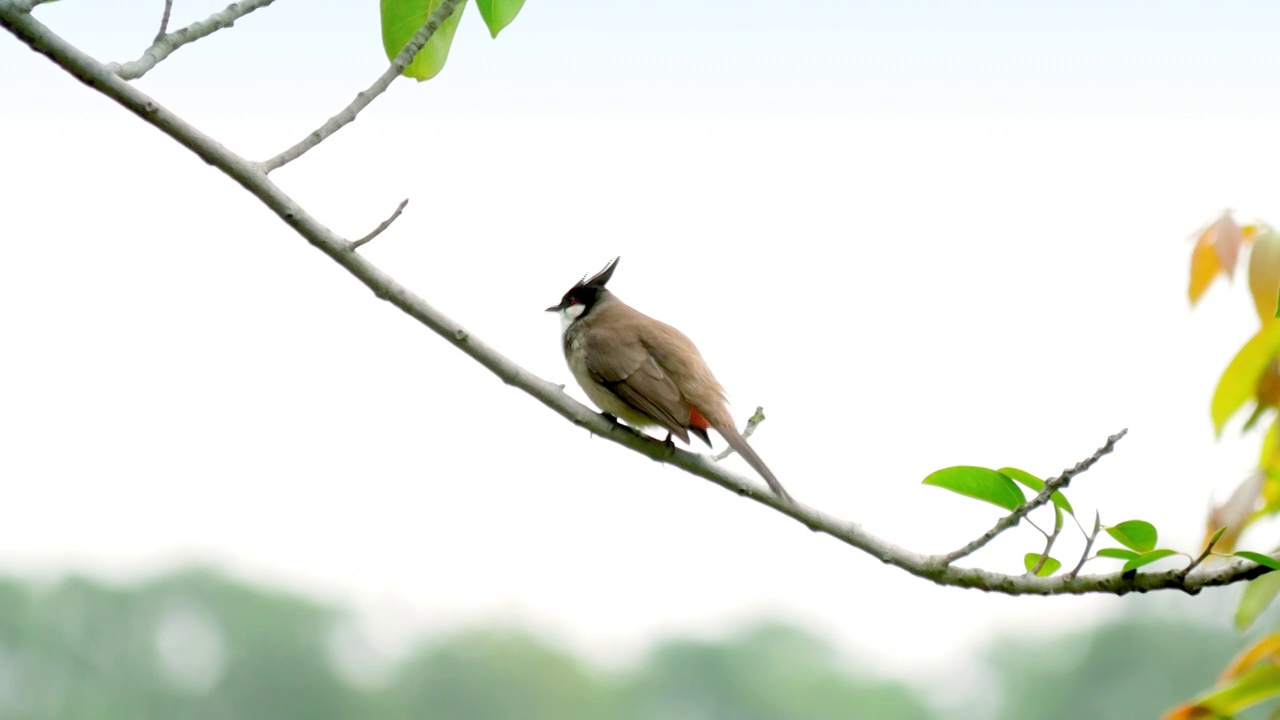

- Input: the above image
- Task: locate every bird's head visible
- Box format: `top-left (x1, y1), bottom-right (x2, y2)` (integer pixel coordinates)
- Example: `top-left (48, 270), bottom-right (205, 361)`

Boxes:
top-left (545, 256), bottom-right (620, 325)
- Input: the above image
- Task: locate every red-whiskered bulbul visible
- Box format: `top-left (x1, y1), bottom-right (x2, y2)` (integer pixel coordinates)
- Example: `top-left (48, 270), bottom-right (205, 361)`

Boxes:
top-left (547, 257), bottom-right (794, 504)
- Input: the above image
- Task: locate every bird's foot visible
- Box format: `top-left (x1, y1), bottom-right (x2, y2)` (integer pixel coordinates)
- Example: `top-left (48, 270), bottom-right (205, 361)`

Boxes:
top-left (599, 413), bottom-right (643, 440)
top-left (656, 432), bottom-right (680, 458)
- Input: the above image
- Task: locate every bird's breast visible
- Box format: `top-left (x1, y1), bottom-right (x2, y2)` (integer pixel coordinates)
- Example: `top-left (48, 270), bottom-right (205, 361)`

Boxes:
top-left (562, 325), bottom-right (654, 428)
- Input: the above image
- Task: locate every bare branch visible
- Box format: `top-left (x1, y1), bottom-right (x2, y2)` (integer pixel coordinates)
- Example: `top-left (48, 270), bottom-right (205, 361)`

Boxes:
top-left (1028, 506), bottom-right (1065, 576)
top-left (943, 429), bottom-right (1128, 565)
top-left (103, 0), bottom-right (279, 81)
top-left (1024, 517), bottom-right (1050, 538)
top-left (261, 0), bottom-right (463, 173)
top-left (1065, 511), bottom-right (1103, 580)
top-left (351, 198), bottom-right (409, 251)
top-left (153, 0), bottom-right (174, 44)
top-left (6, 6), bottom-right (1272, 597)
top-left (714, 406), bottom-right (765, 461)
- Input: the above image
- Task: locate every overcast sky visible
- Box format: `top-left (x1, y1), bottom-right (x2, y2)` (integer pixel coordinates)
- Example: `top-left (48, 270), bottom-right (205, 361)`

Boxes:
top-left (3, 0), bottom-right (1280, 692)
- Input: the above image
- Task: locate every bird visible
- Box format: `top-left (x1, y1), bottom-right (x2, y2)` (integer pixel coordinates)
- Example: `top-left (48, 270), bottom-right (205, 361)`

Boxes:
top-left (546, 257), bottom-right (794, 504)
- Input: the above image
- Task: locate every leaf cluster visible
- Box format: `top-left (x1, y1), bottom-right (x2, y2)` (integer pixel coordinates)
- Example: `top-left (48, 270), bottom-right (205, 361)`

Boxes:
top-left (380, 0), bottom-right (527, 81)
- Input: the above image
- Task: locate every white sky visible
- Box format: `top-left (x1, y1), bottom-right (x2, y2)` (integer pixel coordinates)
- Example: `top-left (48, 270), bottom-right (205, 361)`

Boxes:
top-left (3, 0), bottom-right (1279, 691)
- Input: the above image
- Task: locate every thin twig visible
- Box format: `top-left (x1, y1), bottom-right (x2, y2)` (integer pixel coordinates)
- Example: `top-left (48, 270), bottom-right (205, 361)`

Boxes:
top-left (103, 0), bottom-right (279, 81)
top-left (351, 198), bottom-right (409, 250)
top-left (153, 0), bottom-right (174, 44)
top-left (1065, 511), bottom-right (1103, 580)
top-left (1177, 526), bottom-right (1228, 582)
top-left (1067, 504), bottom-right (1090, 537)
top-left (11, 6), bottom-right (1280, 597)
top-left (260, 0), bottom-right (463, 173)
top-left (943, 429), bottom-right (1128, 565)
top-left (1029, 507), bottom-right (1065, 576)
top-left (714, 406), bottom-right (765, 461)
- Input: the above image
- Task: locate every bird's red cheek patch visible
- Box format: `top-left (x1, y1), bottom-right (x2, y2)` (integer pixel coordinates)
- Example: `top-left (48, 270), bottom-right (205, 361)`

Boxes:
top-left (689, 407), bottom-right (710, 430)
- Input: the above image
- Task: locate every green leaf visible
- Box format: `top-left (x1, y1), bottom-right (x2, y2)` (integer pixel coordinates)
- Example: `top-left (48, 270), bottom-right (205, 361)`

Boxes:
top-left (1105, 520), bottom-right (1158, 553)
top-left (1121, 548), bottom-right (1179, 572)
top-left (475, 0), bottom-right (525, 37)
top-left (1023, 553), bottom-right (1061, 576)
top-left (381, 0), bottom-right (468, 82)
top-left (1212, 321), bottom-right (1280, 436)
top-left (1175, 662), bottom-right (1280, 717)
top-left (922, 466), bottom-right (1025, 512)
top-left (998, 466), bottom-right (1074, 515)
top-left (1096, 548), bottom-right (1139, 561)
top-left (1236, 551), bottom-right (1280, 572)
top-left (1237, 571), bottom-right (1280, 631)
top-left (1207, 525), bottom-right (1228, 548)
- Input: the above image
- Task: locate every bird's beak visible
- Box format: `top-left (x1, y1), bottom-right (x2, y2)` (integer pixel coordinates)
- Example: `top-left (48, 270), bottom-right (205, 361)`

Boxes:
top-left (544, 305), bottom-right (560, 313)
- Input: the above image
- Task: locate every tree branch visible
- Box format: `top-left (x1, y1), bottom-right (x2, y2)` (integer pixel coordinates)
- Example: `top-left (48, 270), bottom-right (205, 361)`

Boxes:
top-left (943, 429), bottom-right (1128, 564)
top-left (260, 0), bottom-right (462, 173)
top-left (103, 0), bottom-right (279, 81)
top-left (714, 406), bottom-right (765, 461)
top-left (351, 198), bottom-right (408, 250)
top-left (1065, 511), bottom-right (1103, 580)
top-left (3, 3), bottom-right (1271, 597)
top-left (153, 0), bottom-right (174, 44)
top-left (1028, 507), bottom-right (1064, 576)
top-left (1177, 526), bottom-right (1227, 583)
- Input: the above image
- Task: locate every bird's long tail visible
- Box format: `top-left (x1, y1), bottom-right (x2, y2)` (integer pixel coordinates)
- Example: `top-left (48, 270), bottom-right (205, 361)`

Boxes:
top-left (716, 424), bottom-right (795, 505)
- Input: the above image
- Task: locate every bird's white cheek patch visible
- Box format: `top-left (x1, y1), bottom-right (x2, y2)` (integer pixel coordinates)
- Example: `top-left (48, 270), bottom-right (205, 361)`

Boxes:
top-left (560, 303), bottom-right (585, 330)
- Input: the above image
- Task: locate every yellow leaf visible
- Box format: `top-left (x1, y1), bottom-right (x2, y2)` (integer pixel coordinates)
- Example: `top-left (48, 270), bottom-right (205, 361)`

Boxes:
top-left (1221, 632), bottom-right (1280, 682)
top-left (1212, 321), bottom-right (1280, 436)
top-left (1190, 212), bottom-right (1251, 303)
top-left (1190, 229), bottom-right (1222, 304)
top-left (1164, 705), bottom-right (1216, 720)
top-left (1250, 230), bottom-right (1280, 322)
top-left (1168, 662), bottom-right (1280, 719)
top-left (1167, 637), bottom-right (1280, 720)
top-left (1164, 703), bottom-right (1217, 720)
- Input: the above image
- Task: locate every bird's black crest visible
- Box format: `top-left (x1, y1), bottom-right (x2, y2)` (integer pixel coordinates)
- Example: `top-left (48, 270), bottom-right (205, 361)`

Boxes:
top-left (579, 257), bottom-right (619, 289)
top-left (547, 257), bottom-right (619, 314)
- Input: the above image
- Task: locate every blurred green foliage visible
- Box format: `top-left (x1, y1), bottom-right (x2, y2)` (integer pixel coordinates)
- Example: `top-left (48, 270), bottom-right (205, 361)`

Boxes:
top-left (0, 568), bottom-right (1253, 719)
top-left (985, 617), bottom-right (1245, 720)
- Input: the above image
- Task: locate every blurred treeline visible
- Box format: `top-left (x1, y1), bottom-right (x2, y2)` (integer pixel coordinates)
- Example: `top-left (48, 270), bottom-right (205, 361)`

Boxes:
top-left (0, 568), bottom-right (1256, 719)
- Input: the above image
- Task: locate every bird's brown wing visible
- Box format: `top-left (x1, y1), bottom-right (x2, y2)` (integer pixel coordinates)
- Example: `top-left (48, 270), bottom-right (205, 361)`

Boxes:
top-left (585, 335), bottom-right (692, 443)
